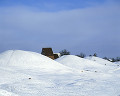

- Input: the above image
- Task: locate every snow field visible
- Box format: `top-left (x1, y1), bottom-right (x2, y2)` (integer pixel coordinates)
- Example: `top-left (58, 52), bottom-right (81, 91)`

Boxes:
top-left (0, 50), bottom-right (120, 96)
top-left (56, 55), bottom-right (118, 73)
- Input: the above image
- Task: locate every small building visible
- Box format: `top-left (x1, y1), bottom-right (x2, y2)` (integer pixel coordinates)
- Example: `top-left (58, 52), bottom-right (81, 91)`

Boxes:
top-left (41, 48), bottom-right (59, 60)
top-left (41, 48), bottom-right (54, 59)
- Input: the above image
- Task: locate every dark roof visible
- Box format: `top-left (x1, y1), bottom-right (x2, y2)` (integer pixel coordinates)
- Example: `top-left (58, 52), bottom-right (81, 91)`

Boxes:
top-left (41, 48), bottom-right (54, 56)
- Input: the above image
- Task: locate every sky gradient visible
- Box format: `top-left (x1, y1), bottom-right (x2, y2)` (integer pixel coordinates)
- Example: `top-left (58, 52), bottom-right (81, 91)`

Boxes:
top-left (0, 0), bottom-right (120, 58)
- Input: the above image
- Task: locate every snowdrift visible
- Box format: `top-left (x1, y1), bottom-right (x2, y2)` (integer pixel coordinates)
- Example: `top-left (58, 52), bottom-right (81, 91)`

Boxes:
top-left (86, 56), bottom-right (116, 66)
top-left (56, 55), bottom-right (118, 72)
top-left (0, 50), bottom-right (72, 72)
top-left (0, 50), bottom-right (120, 96)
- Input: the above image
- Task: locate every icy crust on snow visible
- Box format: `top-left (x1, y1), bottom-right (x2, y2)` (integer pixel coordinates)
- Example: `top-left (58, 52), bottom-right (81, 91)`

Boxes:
top-left (0, 50), bottom-right (72, 73)
top-left (0, 50), bottom-right (120, 96)
top-left (56, 55), bottom-right (117, 72)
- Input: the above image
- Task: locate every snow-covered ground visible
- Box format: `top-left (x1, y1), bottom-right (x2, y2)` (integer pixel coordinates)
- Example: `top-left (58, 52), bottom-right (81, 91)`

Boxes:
top-left (114, 61), bottom-right (120, 65)
top-left (0, 50), bottom-right (120, 96)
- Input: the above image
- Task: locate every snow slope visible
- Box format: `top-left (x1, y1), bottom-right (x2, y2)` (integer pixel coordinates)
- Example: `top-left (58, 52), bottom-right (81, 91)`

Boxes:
top-left (114, 61), bottom-right (120, 65)
top-left (0, 50), bottom-right (120, 96)
top-left (0, 50), bottom-right (72, 73)
top-left (56, 55), bottom-right (117, 73)
top-left (86, 56), bottom-right (116, 66)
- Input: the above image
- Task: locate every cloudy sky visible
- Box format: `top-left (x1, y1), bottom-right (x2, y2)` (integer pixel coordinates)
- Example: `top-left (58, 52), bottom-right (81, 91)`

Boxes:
top-left (0, 0), bottom-right (120, 58)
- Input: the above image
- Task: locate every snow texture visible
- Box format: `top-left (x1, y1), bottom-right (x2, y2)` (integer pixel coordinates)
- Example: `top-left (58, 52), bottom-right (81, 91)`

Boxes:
top-left (0, 50), bottom-right (120, 96)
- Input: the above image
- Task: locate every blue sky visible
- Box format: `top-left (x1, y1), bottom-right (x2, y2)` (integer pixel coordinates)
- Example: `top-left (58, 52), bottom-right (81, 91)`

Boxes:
top-left (0, 0), bottom-right (105, 8)
top-left (0, 0), bottom-right (120, 58)
top-left (0, 0), bottom-right (107, 12)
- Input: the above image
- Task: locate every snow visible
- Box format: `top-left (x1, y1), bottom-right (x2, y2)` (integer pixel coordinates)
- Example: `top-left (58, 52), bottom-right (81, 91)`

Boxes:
top-left (114, 61), bottom-right (120, 65)
top-left (0, 50), bottom-right (72, 73)
top-left (56, 55), bottom-right (118, 73)
top-left (86, 56), bottom-right (116, 66)
top-left (0, 50), bottom-right (120, 96)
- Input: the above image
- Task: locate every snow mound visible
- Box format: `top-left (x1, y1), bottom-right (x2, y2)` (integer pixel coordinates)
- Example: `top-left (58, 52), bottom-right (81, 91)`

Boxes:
top-left (56, 55), bottom-right (118, 72)
top-left (0, 51), bottom-right (120, 96)
top-left (0, 50), bottom-right (71, 72)
top-left (56, 55), bottom-right (105, 72)
top-left (86, 56), bottom-right (115, 66)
